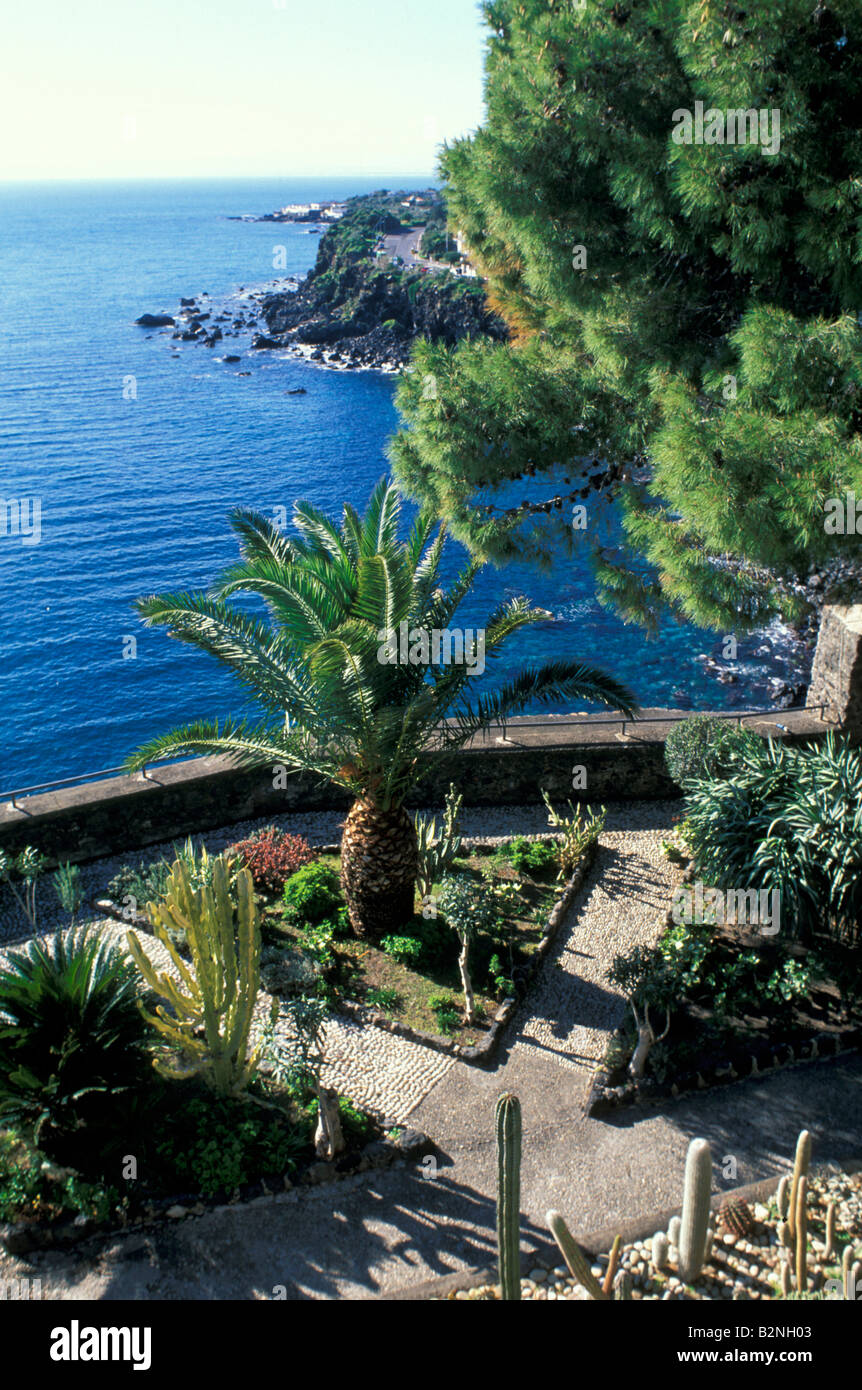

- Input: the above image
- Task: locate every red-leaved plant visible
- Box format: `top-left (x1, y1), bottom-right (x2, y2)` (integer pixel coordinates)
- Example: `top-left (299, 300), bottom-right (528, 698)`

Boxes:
top-left (227, 826), bottom-right (317, 895)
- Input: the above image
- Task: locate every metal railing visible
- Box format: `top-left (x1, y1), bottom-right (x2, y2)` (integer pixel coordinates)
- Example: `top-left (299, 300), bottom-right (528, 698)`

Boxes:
top-left (0, 704), bottom-right (830, 810)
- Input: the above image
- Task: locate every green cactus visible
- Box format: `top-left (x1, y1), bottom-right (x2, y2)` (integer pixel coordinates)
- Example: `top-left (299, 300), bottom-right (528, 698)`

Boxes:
top-left (613, 1270), bottom-right (632, 1300)
top-left (547, 1210), bottom-right (609, 1300)
top-left (651, 1232), bottom-right (670, 1271)
top-left (127, 855), bottom-right (261, 1097)
top-left (495, 1093), bottom-right (522, 1301)
top-left (795, 1175), bottom-right (808, 1293)
top-left (776, 1174), bottom-right (790, 1221)
top-left (678, 1137), bottom-right (712, 1283)
top-left (602, 1233), bottom-right (622, 1296)
top-left (824, 1201), bottom-right (836, 1260)
top-left (788, 1130), bottom-right (811, 1243)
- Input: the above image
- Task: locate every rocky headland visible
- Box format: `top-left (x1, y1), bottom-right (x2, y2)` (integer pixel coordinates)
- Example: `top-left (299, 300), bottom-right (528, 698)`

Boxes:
top-left (134, 189), bottom-right (507, 372)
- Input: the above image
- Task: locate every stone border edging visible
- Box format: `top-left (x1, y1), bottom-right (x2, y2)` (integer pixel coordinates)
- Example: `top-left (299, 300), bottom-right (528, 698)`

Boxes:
top-left (385, 1159), bottom-right (862, 1301)
top-left (337, 839), bottom-right (598, 1067)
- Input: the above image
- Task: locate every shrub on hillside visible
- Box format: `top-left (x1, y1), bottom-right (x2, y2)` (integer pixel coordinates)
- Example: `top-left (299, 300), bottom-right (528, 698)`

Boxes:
top-left (229, 827), bottom-right (317, 895)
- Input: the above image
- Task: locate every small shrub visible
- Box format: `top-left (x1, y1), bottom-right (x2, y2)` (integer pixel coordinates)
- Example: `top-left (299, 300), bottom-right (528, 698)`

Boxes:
top-left (106, 858), bottom-right (172, 917)
top-left (436, 874), bottom-right (499, 939)
top-left (428, 993), bottom-right (460, 1034)
top-left (683, 733), bottom-right (862, 943)
top-left (496, 836), bottom-right (559, 873)
top-left (151, 1094), bottom-right (306, 1198)
top-left (0, 1134), bottom-right (121, 1224)
top-left (261, 946), bottom-right (324, 998)
top-left (281, 862), bottom-right (342, 925)
top-left (380, 934), bottom-right (423, 966)
top-left (365, 986), bottom-right (400, 1012)
top-left (664, 714), bottom-right (760, 786)
top-left (229, 827), bottom-right (317, 895)
top-left (53, 862), bottom-right (83, 919)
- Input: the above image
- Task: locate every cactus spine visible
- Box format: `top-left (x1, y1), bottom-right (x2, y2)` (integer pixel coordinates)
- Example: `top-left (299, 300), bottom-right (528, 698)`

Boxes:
top-left (795, 1175), bottom-right (808, 1293)
top-left (787, 1130), bottom-right (811, 1243)
top-left (127, 856), bottom-right (261, 1096)
top-left (495, 1093), bottom-right (522, 1301)
top-left (547, 1211), bottom-right (608, 1300)
top-left (602, 1234), bottom-right (622, 1297)
top-left (678, 1137), bottom-right (712, 1283)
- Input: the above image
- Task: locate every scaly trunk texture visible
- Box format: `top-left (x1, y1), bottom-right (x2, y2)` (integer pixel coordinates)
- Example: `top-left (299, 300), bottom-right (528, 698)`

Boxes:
top-left (340, 798), bottom-right (418, 938)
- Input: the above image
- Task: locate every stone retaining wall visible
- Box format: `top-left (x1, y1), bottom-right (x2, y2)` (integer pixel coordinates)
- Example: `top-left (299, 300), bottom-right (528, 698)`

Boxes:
top-left (0, 709), bottom-right (824, 867)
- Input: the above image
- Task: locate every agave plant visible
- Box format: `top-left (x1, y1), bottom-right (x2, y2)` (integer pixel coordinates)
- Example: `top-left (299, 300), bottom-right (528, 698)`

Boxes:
top-left (127, 479), bottom-right (637, 937)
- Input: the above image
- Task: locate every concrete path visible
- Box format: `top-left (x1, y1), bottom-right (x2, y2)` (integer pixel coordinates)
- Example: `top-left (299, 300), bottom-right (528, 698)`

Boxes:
top-left (6, 1054), bottom-right (860, 1300)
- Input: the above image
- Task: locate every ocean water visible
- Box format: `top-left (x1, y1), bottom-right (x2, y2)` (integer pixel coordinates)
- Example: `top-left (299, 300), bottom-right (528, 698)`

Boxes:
top-left (0, 178), bottom-right (800, 794)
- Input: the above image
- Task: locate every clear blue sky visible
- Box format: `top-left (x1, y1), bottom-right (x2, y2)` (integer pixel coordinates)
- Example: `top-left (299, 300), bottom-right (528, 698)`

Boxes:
top-left (0, 0), bottom-right (487, 181)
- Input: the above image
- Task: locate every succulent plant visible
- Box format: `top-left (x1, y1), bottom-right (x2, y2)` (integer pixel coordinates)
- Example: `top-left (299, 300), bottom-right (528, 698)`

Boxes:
top-left (718, 1194), bottom-right (755, 1238)
top-left (652, 1232), bottom-right (670, 1271)
top-left (678, 1137), bottom-right (712, 1283)
top-left (495, 1093), bottom-right (522, 1301)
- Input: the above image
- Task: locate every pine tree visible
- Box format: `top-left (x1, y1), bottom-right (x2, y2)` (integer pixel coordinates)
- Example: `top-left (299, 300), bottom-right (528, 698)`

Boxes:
top-left (389, 0), bottom-right (862, 631)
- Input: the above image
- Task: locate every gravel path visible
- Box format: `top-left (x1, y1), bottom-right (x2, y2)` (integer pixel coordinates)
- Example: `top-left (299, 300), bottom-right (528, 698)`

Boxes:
top-left (509, 814), bottom-right (677, 1084)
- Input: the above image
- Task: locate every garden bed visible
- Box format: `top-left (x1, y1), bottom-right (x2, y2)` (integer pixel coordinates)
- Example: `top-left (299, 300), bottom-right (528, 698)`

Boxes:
top-left (260, 842), bottom-right (592, 1061)
top-left (587, 862), bottom-right (862, 1116)
top-left (0, 1076), bottom-right (432, 1257)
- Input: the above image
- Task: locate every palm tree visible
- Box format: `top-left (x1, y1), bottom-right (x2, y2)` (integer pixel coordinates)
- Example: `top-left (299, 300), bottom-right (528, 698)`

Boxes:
top-left (128, 479), bottom-right (638, 937)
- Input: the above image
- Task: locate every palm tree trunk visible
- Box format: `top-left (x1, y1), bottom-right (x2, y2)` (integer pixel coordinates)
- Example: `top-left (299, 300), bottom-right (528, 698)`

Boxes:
top-left (340, 798), bottom-right (418, 938)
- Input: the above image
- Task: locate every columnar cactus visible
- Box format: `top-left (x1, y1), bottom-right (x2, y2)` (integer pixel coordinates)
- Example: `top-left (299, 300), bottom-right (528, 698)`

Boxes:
top-left (678, 1137), bottom-right (712, 1283)
top-left (776, 1174), bottom-right (790, 1221)
top-left (602, 1234), bottom-right (622, 1297)
top-left (851, 1260), bottom-right (862, 1304)
top-left (668, 1215), bottom-right (681, 1249)
top-left (788, 1130), bottom-right (811, 1243)
top-left (841, 1245), bottom-right (853, 1299)
top-left (495, 1093), bottom-right (522, 1301)
top-left (127, 856), bottom-right (261, 1096)
top-left (824, 1201), bottom-right (836, 1260)
top-left (795, 1175), bottom-right (808, 1294)
top-left (547, 1211), bottom-right (608, 1300)
top-left (652, 1232), bottom-right (670, 1271)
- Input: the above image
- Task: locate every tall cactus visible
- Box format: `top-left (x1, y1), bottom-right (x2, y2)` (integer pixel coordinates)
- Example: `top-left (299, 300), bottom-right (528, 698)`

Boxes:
top-left (678, 1137), bottom-right (712, 1283)
top-left (495, 1093), bottom-right (522, 1301)
top-left (788, 1130), bottom-right (811, 1242)
top-left (547, 1210), bottom-right (608, 1300)
top-left (127, 856), bottom-right (261, 1096)
top-left (795, 1175), bottom-right (808, 1293)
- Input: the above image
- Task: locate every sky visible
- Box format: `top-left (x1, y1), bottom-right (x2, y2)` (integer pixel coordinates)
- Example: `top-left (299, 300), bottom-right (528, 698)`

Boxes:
top-left (0, 0), bottom-right (487, 181)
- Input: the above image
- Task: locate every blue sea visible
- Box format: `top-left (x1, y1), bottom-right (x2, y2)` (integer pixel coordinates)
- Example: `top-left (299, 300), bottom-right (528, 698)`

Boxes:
top-left (0, 178), bottom-right (803, 795)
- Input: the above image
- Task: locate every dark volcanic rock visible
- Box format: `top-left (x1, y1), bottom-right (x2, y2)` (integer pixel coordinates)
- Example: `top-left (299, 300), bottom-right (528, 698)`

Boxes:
top-left (135, 312), bottom-right (174, 327)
